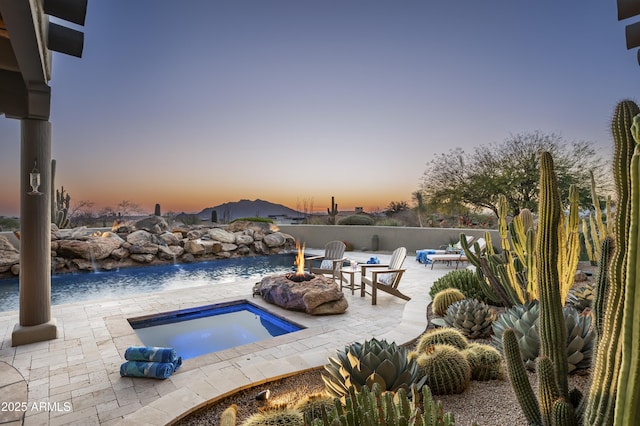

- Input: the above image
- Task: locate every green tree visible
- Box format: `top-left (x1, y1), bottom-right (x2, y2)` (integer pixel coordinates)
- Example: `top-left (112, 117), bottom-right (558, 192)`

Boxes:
top-left (385, 200), bottom-right (409, 216)
top-left (420, 132), bottom-right (608, 217)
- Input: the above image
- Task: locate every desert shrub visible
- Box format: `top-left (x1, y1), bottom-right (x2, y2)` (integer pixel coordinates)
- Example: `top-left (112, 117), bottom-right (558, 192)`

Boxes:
top-left (338, 214), bottom-right (374, 226)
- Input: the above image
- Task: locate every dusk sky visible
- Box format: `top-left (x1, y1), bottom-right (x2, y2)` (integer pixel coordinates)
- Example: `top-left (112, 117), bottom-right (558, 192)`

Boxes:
top-left (1, 1), bottom-right (639, 217)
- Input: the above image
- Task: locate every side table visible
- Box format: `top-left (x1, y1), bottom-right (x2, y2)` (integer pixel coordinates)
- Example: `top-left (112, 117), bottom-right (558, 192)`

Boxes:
top-left (340, 266), bottom-right (362, 295)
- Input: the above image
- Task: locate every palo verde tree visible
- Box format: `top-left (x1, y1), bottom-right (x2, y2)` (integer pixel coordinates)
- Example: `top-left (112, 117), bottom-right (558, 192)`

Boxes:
top-left (420, 131), bottom-right (609, 217)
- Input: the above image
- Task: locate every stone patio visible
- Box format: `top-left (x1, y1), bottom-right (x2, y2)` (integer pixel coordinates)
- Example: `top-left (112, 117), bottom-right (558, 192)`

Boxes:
top-left (0, 250), bottom-right (452, 425)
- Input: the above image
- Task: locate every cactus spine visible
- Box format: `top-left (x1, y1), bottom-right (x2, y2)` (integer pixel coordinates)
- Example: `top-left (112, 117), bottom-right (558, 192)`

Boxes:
top-left (584, 99), bottom-right (639, 425)
top-left (613, 110), bottom-right (640, 425)
top-left (327, 196), bottom-right (338, 225)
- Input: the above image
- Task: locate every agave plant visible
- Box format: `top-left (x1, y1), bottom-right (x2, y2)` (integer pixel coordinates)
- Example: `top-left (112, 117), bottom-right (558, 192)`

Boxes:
top-left (491, 301), bottom-right (540, 370)
top-left (443, 298), bottom-right (496, 339)
top-left (492, 301), bottom-right (595, 373)
top-left (566, 282), bottom-right (595, 312)
top-left (322, 338), bottom-right (422, 399)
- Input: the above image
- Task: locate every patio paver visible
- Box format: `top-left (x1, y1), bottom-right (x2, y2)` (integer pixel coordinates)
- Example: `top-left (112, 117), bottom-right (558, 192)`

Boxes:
top-left (0, 250), bottom-right (453, 425)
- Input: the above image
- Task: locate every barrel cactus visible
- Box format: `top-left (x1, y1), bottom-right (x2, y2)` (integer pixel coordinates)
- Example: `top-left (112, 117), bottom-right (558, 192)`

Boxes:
top-left (416, 344), bottom-right (471, 395)
top-left (429, 268), bottom-right (489, 303)
top-left (415, 328), bottom-right (469, 353)
top-left (462, 342), bottom-right (504, 381)
top-left (241, 407), bottom-right (303, 426)
top-left (294, 393), bottom-right (335, 422)
top-left (443, 298), bottom-right (496, 339)
top-left (492, 301), bottom-right (595, 373)
top-left (432, 288), bottom-right (466, 316)
top-left (322, 338), bottom-right (421, 399)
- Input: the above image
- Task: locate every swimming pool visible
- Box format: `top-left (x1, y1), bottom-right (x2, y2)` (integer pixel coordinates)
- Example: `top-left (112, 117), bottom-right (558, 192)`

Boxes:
top-left (129, 300), bottom-right (304, 360)
top-left (0, 254), bottom-right (296, 312)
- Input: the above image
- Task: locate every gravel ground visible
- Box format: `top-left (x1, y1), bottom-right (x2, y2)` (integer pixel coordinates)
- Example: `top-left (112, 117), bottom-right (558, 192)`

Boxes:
top-left (177, 264), bottom-right (596, 426)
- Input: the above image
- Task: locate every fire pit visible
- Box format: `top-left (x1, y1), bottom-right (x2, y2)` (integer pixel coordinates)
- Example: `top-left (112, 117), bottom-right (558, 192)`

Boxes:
top-left (253, 241), bottom-right (348, 315)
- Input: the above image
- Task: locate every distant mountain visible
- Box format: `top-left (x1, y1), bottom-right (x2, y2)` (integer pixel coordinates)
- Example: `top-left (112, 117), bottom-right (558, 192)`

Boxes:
top-left (197, 199), bottom-right (303, 222)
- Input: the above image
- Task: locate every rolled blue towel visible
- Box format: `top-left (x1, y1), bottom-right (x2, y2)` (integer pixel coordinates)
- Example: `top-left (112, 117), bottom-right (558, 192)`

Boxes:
top-left (367, 257), bottom-right (380, 264)
top-left (124, 346), bottom-right (178, 363)
top-left (119, 361), bottom-right (176, 379)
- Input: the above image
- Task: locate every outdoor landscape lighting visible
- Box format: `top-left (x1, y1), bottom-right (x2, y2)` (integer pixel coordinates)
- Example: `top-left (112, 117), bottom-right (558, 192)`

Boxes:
top-left (28, 160), bottom-right (42, 195)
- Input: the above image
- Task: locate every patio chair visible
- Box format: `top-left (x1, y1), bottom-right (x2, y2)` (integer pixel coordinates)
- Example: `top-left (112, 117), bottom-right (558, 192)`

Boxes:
top-left (415, 235), bottom-right (475, 264)
top-left (360, 247), bottom-right (409, 305)
top-left (306, 240), bottom-right (347, 281)
top-left (427, 237), bottom-right (486, 269)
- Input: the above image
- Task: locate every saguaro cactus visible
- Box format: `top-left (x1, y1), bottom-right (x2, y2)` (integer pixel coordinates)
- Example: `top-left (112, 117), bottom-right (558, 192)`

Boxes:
top-left (584, 99), bottom-right (639, 425)
top-left (327, 196), bottom-right (338, 225)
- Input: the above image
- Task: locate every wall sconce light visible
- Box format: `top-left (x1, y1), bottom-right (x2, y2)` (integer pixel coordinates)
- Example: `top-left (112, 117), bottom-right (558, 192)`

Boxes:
top-left (28, 160), bottom-right (43, 196)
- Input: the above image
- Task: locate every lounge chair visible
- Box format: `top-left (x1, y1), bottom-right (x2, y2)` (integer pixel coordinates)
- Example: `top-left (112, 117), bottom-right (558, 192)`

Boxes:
top-left (416, 235), bottom-right (475, 264)
top-left (427, 237), bottom-right (486, 269)
top-left (360, 247), bottom-right (409, 305)
top-left (306, 240), bottom-right (346, 280)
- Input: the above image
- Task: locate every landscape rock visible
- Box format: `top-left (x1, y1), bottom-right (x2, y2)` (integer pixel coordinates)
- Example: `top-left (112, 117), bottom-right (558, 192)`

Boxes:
top-left (255, 274), bottom-right (348, 315)
top-left (208, 228), bottom-right (236, 244)
top-left (134, 216), bottom-right (169, 234)
top-left (130, 253), bottom-right (155, 263)
top-left (184, 240), bottom-right (205, 255)
top-left (0, 218), bottom-right (295, 277)
top-left (56, 236), bottom-right (123, 260)
top-left (263, 232), bottom-right (286, 248)
top-left (159, 232), bottom-right (181, 246)
top-left (574, 270), bottom-right (588, 282)
top-left (235, 234), bottom-right (254, 245)
top-left (126, 230), bottom-right (155, 245)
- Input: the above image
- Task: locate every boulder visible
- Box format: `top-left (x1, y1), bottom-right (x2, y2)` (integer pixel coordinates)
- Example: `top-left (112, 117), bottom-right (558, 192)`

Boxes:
top-left (56, 236), bottom-right (123, 260)
top-left (235, 234), bottom-right (254, 245)
top-left (129, 243), bottom-right (159, 255)
top-left (184, 240), bottom-right (205, 255)
top-left (134, 216), bottom-right (169, 234)
top-left (263, 232), bottom-right (286, 248)
top-left (208, 228), bottom-right (236, 244)
top-left (130, 253), bottom-right (155, 263)
top-left (255, 274), bottom-right (348, 315)
top-left (159, 231), bottom-right (181, 246)
top-left (126, 230), bottom-right (155, 245)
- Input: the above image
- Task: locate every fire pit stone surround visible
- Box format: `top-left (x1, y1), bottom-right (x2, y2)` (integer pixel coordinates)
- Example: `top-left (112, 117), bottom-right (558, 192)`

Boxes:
top-left (254, 273), bottom-right (348, 315)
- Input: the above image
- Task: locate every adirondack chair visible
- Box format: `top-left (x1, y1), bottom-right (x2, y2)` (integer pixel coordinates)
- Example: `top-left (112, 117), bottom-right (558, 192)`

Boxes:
top-left (305, 240), bottom-right (347, 281)
top-left (360, 247), bottom-right (409, 305)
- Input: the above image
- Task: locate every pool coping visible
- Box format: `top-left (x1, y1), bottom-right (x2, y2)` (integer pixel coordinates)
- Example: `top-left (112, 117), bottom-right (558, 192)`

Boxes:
top-left (115, 277), bottom-right (433, 424)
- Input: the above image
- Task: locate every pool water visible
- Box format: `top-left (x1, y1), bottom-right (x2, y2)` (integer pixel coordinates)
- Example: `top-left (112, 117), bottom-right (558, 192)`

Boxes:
top-left (129, 300), bottom-right (303, 360)
top-left (0, 254), bottom-right (296, 312)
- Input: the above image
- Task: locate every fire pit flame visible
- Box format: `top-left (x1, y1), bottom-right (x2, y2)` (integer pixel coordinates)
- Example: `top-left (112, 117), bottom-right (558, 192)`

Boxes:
top-left (287, 240), bottom-right (314, 282)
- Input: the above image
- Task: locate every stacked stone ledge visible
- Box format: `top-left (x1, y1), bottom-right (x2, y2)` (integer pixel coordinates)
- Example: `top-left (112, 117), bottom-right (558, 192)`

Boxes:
top-left (0, 217), bottom-right (296, 278)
